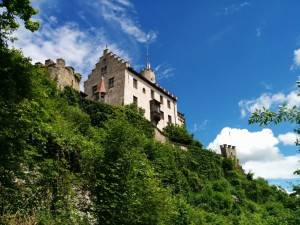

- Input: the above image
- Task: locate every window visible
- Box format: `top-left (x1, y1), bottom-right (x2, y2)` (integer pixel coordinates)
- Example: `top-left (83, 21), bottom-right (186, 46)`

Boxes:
top-left (100, 93), bottom-right (105, 102)
top-left (151, 90), bottom-right (154, 99)
top-left (168, 115), bottom-right (172, 123)
top-left (167, 100), bottom-right (171, 109)
top-left (142, 88), bottom-right (146, 94)
top-left (133, 96), bottom-right (138, 105)
top-left (161, 111), bottom-right (164, 120)
top-left (101, 66), bottom-right (107, 74)
top-left (160, 95), bottom-right (164, 104)
top-left (92, 85), bottom-right (97, 95)
top-left (108, 77), bottom-right (114, 89)
top-left (133, 78), bottom-right (138, 89)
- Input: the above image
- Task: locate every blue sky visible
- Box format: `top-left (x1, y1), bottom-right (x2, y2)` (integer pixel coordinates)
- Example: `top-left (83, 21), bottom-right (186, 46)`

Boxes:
top-left (12, 0), bottom-right (300, 191)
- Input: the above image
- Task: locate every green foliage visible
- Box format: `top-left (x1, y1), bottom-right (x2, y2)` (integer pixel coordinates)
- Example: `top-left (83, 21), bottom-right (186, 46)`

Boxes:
top-left (1, 47), bottom-right (299, 225)
top-left (163, 123), bottom-right (202, 147)
top-left (0, 0), bottom-right (39, 46)
top-left (249, 81), bottom-right (300, 196)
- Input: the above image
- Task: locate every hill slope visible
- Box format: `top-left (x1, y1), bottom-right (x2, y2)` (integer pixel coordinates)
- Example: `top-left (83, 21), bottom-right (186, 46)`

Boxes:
top-left (1, 48), bottom-right (299, 225)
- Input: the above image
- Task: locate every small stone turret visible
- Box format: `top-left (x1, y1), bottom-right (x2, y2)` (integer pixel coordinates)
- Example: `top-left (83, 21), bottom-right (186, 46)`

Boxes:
top-left (220, 144), bottom-right (237, 161)
top-left (141, 63), bottom-right (156, 83)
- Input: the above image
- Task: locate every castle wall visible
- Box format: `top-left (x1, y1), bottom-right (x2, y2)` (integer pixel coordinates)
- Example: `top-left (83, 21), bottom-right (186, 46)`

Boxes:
top-left (84, 50), bottom-right (128, 106)
top-left (124, 70), bottom-right (179, 130)
top-left (220, 144), bottom-right (237, 161)
top-left (45, 59), bottom-right (80, 91)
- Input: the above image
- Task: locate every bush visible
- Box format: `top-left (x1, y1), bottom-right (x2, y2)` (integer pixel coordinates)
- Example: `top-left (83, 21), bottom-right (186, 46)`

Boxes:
top-left (163, 124), bottom-right (194, 145)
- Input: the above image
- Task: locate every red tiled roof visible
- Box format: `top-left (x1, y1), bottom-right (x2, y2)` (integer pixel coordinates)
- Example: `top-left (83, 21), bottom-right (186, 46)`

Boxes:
top-left (96, 76), bottom-right (106, 93)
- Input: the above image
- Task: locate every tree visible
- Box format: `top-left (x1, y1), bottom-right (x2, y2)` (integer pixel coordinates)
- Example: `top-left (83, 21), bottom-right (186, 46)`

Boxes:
top-left (249, 81), bottom-right (300, 193)
top-left (0, 0), bottom-right (39, 46)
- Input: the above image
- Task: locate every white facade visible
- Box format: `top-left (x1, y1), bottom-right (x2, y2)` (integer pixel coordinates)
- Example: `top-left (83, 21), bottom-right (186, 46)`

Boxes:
top-left (124, 69), bottom-right (180, 130)
top-left (84, 49), bottom-right (184, 130)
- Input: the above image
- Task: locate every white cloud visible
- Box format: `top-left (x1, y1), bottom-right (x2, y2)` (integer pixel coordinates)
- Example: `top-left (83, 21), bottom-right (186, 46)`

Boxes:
top-left (10, 20), bottom-right (130, 80)
top-left (208, 127), bottom-right (300, 179)
top-left (278, 132), bottom-right (298, 146)
top-left (243, 155), bottom-right (300, 179)
top-left (155, 63), bottom-right (175, 80)
top-left (97, 0), bottom-right (157, 43)
top-left (256, 27), bottom-right (262, 37)
top-left (208, 127), bottom-right (281, 163)
top-left (260, 82), bottom-right (272, 90)
top-left (191, 120), bottom-right (209, 133)
top-left (216, 2), bottom-right (250, 16)
top-left (293, 48), bottom-right (300, 67)
top-left (239, 90), bottom-right (300, 117)
top-left (11, 23), bottom-right (93, 75)
top-left (255, 22), bottom-right (266, 38)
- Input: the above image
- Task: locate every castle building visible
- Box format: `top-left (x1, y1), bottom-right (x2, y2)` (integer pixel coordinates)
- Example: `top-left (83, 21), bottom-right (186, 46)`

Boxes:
top-left (37, 58), bottom-right (81, 91)
top-left (84, 48), bottom-right (185, 130)
top-left (220, 144), bottom-right (237, 161)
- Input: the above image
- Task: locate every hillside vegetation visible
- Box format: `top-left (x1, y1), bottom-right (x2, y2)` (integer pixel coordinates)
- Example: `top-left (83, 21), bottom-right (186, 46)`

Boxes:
top-left (0, 47), bottom-right (299, 224)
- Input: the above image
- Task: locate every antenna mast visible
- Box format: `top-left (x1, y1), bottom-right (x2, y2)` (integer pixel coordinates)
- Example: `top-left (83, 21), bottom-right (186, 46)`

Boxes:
top-left (146, 45), bottom-right (151, 69)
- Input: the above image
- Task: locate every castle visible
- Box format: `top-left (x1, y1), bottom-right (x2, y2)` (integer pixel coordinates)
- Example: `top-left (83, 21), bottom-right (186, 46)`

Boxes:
top-left (40, 49), bottom-right (238, 161)
top-left (220, 144), bottom-right (237, 161)
top-left (36, 58), bottom-right (81, 91)
top-left (84, 48), bottom-right (185, 130)
top-left (38, 48), bottom-right (184, 131)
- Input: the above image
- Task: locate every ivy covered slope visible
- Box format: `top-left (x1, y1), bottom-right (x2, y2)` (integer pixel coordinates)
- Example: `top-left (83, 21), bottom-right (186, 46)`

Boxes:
top-left (1, 48), bottom-right (300, 225)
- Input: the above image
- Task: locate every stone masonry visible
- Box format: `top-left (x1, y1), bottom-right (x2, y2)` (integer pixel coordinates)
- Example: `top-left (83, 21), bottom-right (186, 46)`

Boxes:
top-left (38, 58), bottom-right (81, 91)
top-left (220, 144), bottom-right (237, 161)
top-left (84, 48), bottom-right (185, 130)
top-left (84, 49), bottom-right (129, 106)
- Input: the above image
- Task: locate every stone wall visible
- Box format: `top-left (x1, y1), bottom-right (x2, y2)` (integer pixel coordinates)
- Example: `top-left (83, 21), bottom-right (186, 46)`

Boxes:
top-left (42, 58), bottom-right (81, 91)
top-left (84, 49), bottom-right (130, 106)
top-left (154, 128), bottom-right (167, 143)
top-left (220, 144), bottom-right (237, 161)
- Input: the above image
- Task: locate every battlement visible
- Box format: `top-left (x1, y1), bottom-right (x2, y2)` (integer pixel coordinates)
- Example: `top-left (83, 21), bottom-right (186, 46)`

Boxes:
top-left (36, 58), bottom-right (81, 91)
top-left (220, 144), bottom-right (237, 161)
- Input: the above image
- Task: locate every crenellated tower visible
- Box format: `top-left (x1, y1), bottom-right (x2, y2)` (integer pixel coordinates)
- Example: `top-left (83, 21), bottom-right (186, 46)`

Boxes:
top-left (220, 144), bottom-right (237, 161)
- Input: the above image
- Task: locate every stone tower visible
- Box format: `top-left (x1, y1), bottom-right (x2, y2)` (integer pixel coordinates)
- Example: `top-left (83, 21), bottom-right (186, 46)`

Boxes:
top-left (220, 144), bottom-right (237, 161)
top-left (37, 58), bottom-right (81, 91)
top-left (141, 63), bottom-right (156, 83)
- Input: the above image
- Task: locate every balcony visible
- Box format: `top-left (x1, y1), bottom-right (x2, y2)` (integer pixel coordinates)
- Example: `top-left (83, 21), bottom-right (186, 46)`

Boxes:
top-left (150, 99), bottom-right (162, 125)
